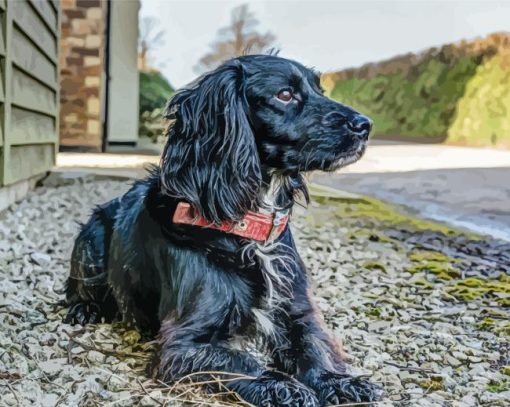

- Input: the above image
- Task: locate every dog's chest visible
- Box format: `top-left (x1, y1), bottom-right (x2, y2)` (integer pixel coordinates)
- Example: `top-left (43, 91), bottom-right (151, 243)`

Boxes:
top-left (231, 241), bottom-right (296, 338)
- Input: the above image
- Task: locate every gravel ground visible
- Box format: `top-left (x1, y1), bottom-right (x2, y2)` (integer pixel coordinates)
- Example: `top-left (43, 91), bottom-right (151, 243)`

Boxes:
top-left (0, 174), bottom-right (509, 406)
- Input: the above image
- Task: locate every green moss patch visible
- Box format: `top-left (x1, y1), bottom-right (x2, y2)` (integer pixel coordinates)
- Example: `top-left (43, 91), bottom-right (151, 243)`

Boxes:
top-left (487, 379), bottom-right (509, 393)
top-left (406, 262), bottom-right (461, 280)
top-left (413, 278), bottom-right (434, 289)
top-left (409, 250), bottom-right (457, 263)
top-left (362, 261), bottom-right (387, 272)
top-left (477, 318), bottom-right (510, 337)
top-left (419, 376), bottom-right (444, 391)
top-left (329, 196), bottom-right (463, 236)
top-left (446, 277), bottom-right (510, 303)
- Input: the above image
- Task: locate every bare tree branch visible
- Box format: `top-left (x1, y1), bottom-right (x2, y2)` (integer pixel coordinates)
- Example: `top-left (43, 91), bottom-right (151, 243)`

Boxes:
top-left (138, 16), bottom-right (166, 71)
top-left (195, 4), bottom-right (276, 73)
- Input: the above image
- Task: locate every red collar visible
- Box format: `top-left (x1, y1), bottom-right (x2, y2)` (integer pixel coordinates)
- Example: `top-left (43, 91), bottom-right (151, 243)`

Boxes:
top-left (172, 202), bottom-right (289, 242)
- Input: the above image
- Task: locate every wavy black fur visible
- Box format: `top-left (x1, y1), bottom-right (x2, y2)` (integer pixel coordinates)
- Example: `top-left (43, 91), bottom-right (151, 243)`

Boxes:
top-left (65, 54), bottom-right (381, 406)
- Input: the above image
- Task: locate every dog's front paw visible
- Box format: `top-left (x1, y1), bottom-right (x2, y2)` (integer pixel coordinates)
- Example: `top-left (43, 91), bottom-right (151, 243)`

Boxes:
top-left (312, 372), bottom-right (382, 405)
top-left (64, 302), bottom-right (101, 325)
top-left (235, 370), bottom-right (319, 407)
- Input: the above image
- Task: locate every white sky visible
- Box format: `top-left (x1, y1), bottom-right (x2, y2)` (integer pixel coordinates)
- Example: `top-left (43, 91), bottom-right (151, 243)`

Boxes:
top-left (140, 0), bottom-right (510, 89)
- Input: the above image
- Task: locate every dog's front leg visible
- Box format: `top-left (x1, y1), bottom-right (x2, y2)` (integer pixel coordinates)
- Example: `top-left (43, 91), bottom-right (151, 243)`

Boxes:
top-left (272, 288), bottom-right (382, 406)
top-left (156, 310), bottom-right (318, 406)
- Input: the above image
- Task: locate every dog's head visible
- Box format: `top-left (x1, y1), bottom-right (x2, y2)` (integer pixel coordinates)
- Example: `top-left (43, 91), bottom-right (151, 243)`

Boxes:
top-left (161, 55), bottom-right (371, 223)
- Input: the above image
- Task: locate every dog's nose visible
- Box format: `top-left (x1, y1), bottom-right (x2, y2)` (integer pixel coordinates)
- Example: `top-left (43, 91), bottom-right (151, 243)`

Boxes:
top-left (347, 114), bottom-right (372, 139)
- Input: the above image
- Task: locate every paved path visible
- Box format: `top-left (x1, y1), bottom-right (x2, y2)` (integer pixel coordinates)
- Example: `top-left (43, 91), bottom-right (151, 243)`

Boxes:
top-left (57, 143), bottom-right (510, 241)
top-left (312, 143), bottom-right (510, 241)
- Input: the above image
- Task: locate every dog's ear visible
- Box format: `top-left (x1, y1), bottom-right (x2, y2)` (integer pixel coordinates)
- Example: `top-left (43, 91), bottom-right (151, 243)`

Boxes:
top-left (160, 60), bottom-right (261, 224)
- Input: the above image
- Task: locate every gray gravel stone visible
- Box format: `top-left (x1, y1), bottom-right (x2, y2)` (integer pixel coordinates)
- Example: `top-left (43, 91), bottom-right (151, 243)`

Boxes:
top-left (29, 252), bottom-right (52, 266)
top-left (0, 175), bottom-right (508, 406)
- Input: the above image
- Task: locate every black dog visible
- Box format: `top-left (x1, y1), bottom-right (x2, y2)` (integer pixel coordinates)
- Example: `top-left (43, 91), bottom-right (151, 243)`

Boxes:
top-left (65, 55), bottom-right (381, 406)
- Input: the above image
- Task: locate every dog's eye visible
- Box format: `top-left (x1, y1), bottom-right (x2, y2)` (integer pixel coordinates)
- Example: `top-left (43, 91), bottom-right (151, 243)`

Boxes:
top-left (276, 89), bottom-right (293, 103)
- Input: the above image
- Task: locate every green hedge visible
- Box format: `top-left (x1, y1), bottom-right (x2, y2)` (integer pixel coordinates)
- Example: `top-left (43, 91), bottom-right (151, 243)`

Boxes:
top-left (139, 71), bottom-right (174, 141)
top-left (328, 34), bottom-right (510, 147)
top-left (139, 71), bottom-right (174, 113)
top-left (330, 55), bottom-right (480, 141)
top-left (448, 54), bottom-right (510, 148)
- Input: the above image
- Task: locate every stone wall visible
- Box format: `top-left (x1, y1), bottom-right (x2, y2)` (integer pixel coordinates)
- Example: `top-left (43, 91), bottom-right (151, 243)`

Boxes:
top-left (60, 0), bottom-right (107, 151)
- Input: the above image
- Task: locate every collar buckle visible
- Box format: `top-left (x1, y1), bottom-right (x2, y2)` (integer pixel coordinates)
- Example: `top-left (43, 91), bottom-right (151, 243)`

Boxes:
top-left (266, 209), bottom-right (289, 243)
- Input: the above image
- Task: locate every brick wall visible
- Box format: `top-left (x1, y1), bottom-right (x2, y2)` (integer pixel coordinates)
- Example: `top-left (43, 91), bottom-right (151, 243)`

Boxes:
top-left (60, 0), bottom-right (107, 150)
